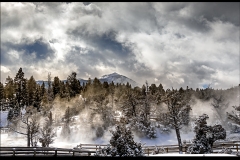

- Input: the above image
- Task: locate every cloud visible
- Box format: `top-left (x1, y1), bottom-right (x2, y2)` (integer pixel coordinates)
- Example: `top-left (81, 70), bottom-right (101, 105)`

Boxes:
top-left (1, 2), bottom-right (239, 89)
top-left (1, 66), bottom-right (10, 73)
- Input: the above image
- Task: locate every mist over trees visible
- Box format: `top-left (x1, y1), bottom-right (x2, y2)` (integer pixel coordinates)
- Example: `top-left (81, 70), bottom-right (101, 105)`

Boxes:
top-left (1, 67), bottom-right (240, 154)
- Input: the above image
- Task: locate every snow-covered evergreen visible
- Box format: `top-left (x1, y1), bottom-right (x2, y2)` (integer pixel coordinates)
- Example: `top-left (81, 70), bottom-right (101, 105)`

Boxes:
top-left (187, 114), bottom-right (226, 154)
top-left (95, 122), bottom-right (145, 157)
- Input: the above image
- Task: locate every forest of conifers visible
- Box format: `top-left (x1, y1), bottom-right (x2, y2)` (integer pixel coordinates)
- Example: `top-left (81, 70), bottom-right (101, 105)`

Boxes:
top-left (0, 67), bottom-right (239, 152)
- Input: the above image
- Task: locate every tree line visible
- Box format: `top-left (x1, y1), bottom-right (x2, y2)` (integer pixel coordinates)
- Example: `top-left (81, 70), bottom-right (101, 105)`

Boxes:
top-left (0, 67), bottom-right (239, 154)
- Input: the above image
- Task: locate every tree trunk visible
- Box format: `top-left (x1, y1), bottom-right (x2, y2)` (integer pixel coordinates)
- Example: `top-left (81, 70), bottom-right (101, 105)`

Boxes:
top-left (27, 129), bottom-right (30, 147)
top-left (174, 117), bottom-right (183, 153)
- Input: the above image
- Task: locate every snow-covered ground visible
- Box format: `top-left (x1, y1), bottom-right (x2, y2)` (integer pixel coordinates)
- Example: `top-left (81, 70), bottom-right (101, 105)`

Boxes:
top-left (149, 153), bottom-right (237, 156)
top-left (1, 108), bottom-right (240, 157)
top-left (0, 111), bottom-right (8, 128)
top-left (1, 126), bottom-right (239, 156)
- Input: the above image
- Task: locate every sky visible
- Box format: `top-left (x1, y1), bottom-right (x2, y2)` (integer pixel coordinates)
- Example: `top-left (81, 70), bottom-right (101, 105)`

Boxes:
top-left (1, 2), bottom-right (239, 90)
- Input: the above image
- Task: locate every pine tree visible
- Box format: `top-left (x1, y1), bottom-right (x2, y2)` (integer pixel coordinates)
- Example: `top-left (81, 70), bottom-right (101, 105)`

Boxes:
top-left (67, 72), bottom-right (81, 97)
top-left (47, 72), bottom-right (54, 104)
top-left (27, 75), bottom-right (37, 106)
top-left (0, 82), bottom-right (4, 100)
top-left (33, 86), bottom-right (42, 111)
top-left (92, 77), bottom-right (102, 93)
top-left (14, 68), bottom-right (28, 116)
top-left (158, 83), bottom-right (165, 95)
top-left (4, 76), bottom-right (15, 100)
top-left (61, 107), bottom-right (71, 140)
top-left (95, 122), bottom-right (145, 157)
top-left (0, 82), bottom-right (4, 111)
top-left (161, 89), bottom-right (191, 153)
top-left (120, 89), bottom-right (139, 118)
top-left (52, 76), bottom-right (61, 98)
top-left (187, 114), bottom-right (226, 154)
top-left (40, 82), bottom-right (46, 98)
top-left (149, 83), bottom-right (157, 95)
top-left (90, 93), bottom-right (114, 130)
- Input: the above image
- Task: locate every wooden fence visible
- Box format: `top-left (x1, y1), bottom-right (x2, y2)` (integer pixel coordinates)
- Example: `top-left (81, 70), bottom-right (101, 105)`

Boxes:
top-left (0, 141), bottom-right (239, 156)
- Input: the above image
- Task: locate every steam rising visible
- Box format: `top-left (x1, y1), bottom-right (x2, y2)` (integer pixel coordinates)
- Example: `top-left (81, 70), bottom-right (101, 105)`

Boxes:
top-left (1, 87), bottom-right (240, 148)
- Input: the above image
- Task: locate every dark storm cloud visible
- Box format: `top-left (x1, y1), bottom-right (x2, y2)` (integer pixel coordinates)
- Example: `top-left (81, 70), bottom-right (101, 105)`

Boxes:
top-left (155, 2), bottom-right (239, 34)
top-left (1, 2), bottom-right (239, 89)
top-left (66, 29), bottom-right (132, 60)
top-left (2, 39), bottom-right (54, 64)
top-left (189, 2), bottom-right (240, 26)
top-left (1, 47), bottom-right (12, 66)
top-left (186, 62), bottom-right (216, 81)
top-left (22, 39), bottom-right (54, 60)
top-left (64, 30), bottom-right (154, 79)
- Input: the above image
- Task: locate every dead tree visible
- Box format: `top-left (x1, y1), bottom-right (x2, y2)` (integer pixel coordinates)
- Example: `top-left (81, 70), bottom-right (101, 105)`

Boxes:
top-left (227, 105), bottom-right (240, 133)
top-left (8, 106), bottom-right (40, 147)
top-left (211, 94), bottom-right (229, 127)
top-left (39, 112), bottom-right (56, 147)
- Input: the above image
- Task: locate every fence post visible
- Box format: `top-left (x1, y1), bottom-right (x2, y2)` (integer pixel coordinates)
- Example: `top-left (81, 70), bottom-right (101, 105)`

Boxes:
top-left (237, 143), bottom-right (238, 152)
top-left (148, 148), bottom-right (149, 156)
top-left (13, 148), bottom-right (15, 157)
top-left (72, 149), bottom-right (75, 156)
top-left (54, 148), bottom-right (57, 157)
top-left (33, 148), bottom-right (36, 156)
top-left (166, 147), bottom-right (168, 153)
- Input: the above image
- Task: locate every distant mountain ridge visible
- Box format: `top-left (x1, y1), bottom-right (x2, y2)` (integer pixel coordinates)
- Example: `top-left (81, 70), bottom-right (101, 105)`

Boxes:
top-left (36, 72), bottom-right (139, 88)
top-left (98, 72), bottom-right (138, 87)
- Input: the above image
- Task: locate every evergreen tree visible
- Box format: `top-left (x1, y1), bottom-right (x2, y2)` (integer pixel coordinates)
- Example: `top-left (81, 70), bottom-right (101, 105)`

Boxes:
top-left (33, 86), bottom-right (42, 111)
top-left (0, 82), bottom-right (4, 100)
top-left (52, 76), bottom-right (61, 98)
top-left (59, 81), bottom-right (66, 98)
top-left (40, 82), bottom-right (46, 98)
top-left (109, 81), bottom-right (115, 109)
top-left (158, 83), bottom-right (165, 95)
top-left (14, 68), bottom-right (28, 116)
top-left (0, 82), bottom-right (4, 110)
top-left (47, 72), bottom-right (54, 103)
top-left (102, 81), bottom-right (110, 95)
top-left (4, 76), bottom-right (15, 100)
top-left (149, 83), bottom-right (157, 95)
top-left (27, 75), bottom-right (37, 106)
top-left (187, 114), bottom-right (226, 154)
top-left (95, 122), bottom-right (145, 157)
top-left (67, 72), bottom-right (81, 97)
top-left (61, 106), bottom-right (71, 140)
top-left (64, 81), bottom-right (71, 101)
top-left (161, 89), bottom-right (191, 153)
top-left (90, 93), bottom-right (114, 130)
top-left (92, 77), bottom-right (102, 93)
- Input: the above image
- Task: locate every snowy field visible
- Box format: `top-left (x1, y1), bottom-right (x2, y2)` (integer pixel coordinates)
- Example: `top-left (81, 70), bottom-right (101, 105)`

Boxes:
top-left (149, 153), bottom-right (237, 156)
top-left (1, 110), bottom-right (240, 156)
top-left (1, 130), bottom-right (239, 157)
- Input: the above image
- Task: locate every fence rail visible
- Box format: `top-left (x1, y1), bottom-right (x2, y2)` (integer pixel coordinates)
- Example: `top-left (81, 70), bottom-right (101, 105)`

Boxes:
top-left (1, 141), bottom-right (239, 156)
